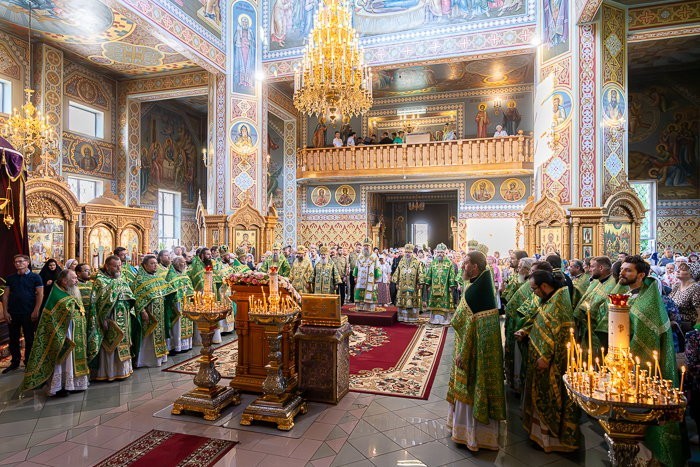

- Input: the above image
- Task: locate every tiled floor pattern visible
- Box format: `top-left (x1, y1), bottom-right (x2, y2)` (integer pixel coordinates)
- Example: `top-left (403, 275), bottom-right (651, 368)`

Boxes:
top-left (0, 329), bottom-right (696, 467)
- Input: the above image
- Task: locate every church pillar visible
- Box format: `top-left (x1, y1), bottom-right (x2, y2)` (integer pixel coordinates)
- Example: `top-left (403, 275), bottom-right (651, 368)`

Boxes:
top-left (227, 0), bottom-right (264, 214)
top-left (598, 3), bottom-right (628, 202)
top-left (33, 43), bottom-right (63, 175)
top-left (207, 72), bottom-right (227, 214)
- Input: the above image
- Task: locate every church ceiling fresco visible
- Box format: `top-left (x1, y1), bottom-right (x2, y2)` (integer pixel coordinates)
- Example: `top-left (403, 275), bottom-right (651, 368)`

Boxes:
top-left (0, 0), bottom-right (198, 77)
top-left (628, 36), bottom-right (700, 71)
top-left (271, 54), bottom-right (534, 99)
top-left (263, 0), bottom-right (535, 59)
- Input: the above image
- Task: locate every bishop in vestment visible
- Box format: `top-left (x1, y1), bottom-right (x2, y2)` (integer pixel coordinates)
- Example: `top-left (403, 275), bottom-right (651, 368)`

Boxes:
top-left (290, 245), bottom-right (314, 294)
top-left (165, 256), bottom-right (195, 353)
top-left (424, 243), bottom-right (457, 325)
top-left (313, 246), bottom-right (342, 294)
top-left (353, 239), bottom-right (381, 312)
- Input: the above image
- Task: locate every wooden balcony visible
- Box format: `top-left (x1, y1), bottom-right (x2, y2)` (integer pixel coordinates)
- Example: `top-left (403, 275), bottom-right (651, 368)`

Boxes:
top-left (297, 132), bottom-right (534, 181)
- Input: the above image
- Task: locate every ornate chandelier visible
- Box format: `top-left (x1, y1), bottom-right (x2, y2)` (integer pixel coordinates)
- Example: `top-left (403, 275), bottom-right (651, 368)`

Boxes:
top-left (1, 3), bottom-right (57, 172)
top-left (293, 0), bottom-right (372, 125)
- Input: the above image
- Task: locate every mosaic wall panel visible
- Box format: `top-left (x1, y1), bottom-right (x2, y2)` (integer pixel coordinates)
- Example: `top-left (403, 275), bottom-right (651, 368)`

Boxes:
top-left (62, 132), bottom-right (115, 177)
top-left (149, 0), bottom-right (226, 46)
top-left (298, 219), bottom-right (369, 249)
top-left (578, 23), bottom-right (596, 207)
top-left (0, 31), bottom-right (29, 129)
top-left (35, 44), bottom-right (64, 174)
top-left (601, 4), bottom-right (626, 202)
top-left (628, 1), bottom-right (700, 31)
top-left (657, 201), bottom-right (700, 252)
top-left (216, 73), bottom-right (227, 214)
top-left (541, 0), bottom-right (570, 63)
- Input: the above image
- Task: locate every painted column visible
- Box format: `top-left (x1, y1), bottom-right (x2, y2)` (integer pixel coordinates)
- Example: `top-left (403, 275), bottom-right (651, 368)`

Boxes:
top-left (228, 0), bottom-right (263, 214)
top-left (208, 72), bottom-right (227, 214)
top-left (599, 3), bottom-right (628, 202)
top-left (577, 22), bottom-right (598, 207)
top-left (33, 43), bottom-right (63, 175)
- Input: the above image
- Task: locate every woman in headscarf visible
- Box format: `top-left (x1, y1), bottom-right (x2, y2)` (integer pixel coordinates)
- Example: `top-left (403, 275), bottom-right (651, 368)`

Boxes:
top-left (64, 259), bottom-right (78, 271)
top-left (39, 259), bottom-right (62, 310)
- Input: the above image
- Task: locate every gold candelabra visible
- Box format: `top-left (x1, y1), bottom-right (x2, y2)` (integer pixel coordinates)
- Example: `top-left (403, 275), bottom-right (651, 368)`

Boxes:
top-left (240, 267), bottom-right (307, 430)
top-left (563, 294), bottom-right (686, 466)
top-left (172, 268), bottom-right (241, 421)
top-left (293, 0), bottom-right (372, 125)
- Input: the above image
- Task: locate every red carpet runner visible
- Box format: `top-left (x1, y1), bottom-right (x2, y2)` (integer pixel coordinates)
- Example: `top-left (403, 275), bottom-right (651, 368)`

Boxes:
top-left (95, 430), bottom-right (237, 467)
top-left (164, 322), bottom-right (447, 400)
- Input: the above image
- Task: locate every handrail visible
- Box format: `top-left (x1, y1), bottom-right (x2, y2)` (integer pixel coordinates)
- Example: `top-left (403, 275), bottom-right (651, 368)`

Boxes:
top-left (297, 132), bottom-right (534, 174)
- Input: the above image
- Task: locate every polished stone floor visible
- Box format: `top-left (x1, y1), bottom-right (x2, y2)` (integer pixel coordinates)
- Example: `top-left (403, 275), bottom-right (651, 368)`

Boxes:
top-left (0, 328), bottom-right (696, 467)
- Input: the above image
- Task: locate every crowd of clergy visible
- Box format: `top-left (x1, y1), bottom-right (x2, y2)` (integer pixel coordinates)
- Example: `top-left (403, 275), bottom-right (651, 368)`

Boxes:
top-left (2, 237), bottom-right (698, 466)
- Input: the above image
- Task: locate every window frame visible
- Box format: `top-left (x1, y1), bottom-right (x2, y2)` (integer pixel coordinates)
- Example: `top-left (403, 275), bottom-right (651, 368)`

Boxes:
top-left (68, 100), bottom-right (104, 139)
top-left (67, 175), bottom-right (104, 203)
top-left (0, 79), bottom-right (11, 115)
top-left (158, 189), bottom-right (181, 249)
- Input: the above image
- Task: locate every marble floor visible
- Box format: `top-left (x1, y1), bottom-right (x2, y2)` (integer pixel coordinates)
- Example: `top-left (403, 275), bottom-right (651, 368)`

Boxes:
top-left (0, 329), bottom-right (696, 467)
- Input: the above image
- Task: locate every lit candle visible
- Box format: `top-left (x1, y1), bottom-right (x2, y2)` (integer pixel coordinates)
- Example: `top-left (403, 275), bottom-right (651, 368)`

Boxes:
top-left (653, 350), bottom-right (660, 379)
top-left (635, 356), bottom-right (640, 397)
top-left (681, 365), bottom-right (686, 392)
top-left (600, 347), bottom-right (606, 368)
top-left (586, 308), bottom-right (593, 370)
top-left (566, 343), bottom-right (571, 372)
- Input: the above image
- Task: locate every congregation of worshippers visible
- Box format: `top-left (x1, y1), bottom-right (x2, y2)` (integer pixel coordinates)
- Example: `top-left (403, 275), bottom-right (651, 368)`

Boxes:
top-left (2, 240), bottom-right (698, 465)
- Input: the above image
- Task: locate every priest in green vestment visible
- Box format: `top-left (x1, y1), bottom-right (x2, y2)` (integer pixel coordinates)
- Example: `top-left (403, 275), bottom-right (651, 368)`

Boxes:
top-left (501, 250), bottom-right (529, 305)
top-left (392, 243), bottom-right (425, 323)
top-left (131, 255), bottom-right (175, 368)
top-left (504, 257), bottom-right (534, 393)
top-left (520, 269), bottom-right (580, 453)
top-left (20, 270), bottom-right (91, 396)
top-left (619, 256), bottom-right (687, 467)
top-left (573, 256), bottom-right (626, 353)
top-left (424, 243), bottom-right (458, 325)
top-left (260, 243), bottom-right (291, 277)
top-left (76, 263), bottom-right (93, 312)
top-left (165, 256), bottom-right (195, 353)
top-left (233, 247), bottom-right (252, 273)
top-left (290, 245), bottom-right (314, 293)
top-left (216, 247), bottom-right (236, 333)
top-left (313, 246), bottom-right (342, 294)
top-left (114, 247), bottom-right (138, 284)
top-left (188, 247), bottom-right (223, 344)
top-left (447, 251), bottom-right (506, 451)
top-left (90, 255), bottom-right (136, 381)
top-left (157, 250), bottom-right (172, 278)
top-left (568, 259), bottom-right (590, 298)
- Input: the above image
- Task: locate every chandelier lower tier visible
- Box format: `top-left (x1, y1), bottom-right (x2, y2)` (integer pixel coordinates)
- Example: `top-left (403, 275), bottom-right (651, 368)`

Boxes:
top-left (293, 0), bottom-right (372, 125)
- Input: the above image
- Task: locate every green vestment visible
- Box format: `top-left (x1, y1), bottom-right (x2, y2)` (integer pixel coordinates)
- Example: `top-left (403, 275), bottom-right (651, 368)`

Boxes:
top-left (188, 256), bottom-right (222, 292)
top-left (121, 264), bottom-right (138, 284)
top-left (20, 286), bottom-right (89, 392)
top-left (130, 268), bottom-right (175, 360)
top-left (165, 265), bottom-right (195, 340)
top-left (290, 258), bottom-right (314, 293)
top-left (523, 286), bottom-right (580, 452)
top-left (89, 270), bottom-right (135, 364)
top-left (447, 269), bottom-right (506, 424)
top-left (77, 280), bottom-right (93, 313)
top-left (573, 275), bottom-right (626, 352)
top-left (504, 279), bottom-right (530, 390)
top-left (313, 261), bottom-right (341, 294)
top-left (424, 258), bottom-right (457, 312)
top-left (260, 256), bottom-right (291, 277)
top-left (392, 256), bottom-right (424, 309)
top-left (630, 278), bottom-right (686, 467)
top-left (502, 272), bottom-right (521, 304)
top-left (571, 273), bottom-right (590, 298)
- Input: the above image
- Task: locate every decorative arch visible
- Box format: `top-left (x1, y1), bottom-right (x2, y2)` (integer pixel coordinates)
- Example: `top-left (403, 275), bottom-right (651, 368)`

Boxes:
top-left (603, 188), bottom-right (646, 256)
top-left (25, 177), bottom-right (80, 268)
top-left (521, 195), bottom-right (571, 258)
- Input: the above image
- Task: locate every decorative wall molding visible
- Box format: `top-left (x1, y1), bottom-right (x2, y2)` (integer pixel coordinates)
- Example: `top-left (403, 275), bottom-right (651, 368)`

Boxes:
top-left (578, 24), bottom-right (597, 207)
top-left (628, 1), bottom-right (700, 31)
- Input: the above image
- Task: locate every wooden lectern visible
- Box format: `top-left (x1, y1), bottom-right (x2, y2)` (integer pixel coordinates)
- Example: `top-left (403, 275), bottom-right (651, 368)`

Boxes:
top-left (229, 285), bottom-right (299, 393)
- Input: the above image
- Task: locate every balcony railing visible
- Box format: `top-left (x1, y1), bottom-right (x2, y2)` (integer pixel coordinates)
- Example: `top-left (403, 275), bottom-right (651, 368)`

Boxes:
top-left (297, 132), bottom-right (534, 180)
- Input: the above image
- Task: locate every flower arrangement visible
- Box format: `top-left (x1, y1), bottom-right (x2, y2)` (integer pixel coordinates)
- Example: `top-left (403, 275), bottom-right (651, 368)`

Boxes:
top-left (225, 270), bottom-right (301, 302)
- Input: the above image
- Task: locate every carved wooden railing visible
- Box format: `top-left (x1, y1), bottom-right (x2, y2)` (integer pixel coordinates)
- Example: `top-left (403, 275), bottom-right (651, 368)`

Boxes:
top-left (297, 132), bottom-right (534, 178)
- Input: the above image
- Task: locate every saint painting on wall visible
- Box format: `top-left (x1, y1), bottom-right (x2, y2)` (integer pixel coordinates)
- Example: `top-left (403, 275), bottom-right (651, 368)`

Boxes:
top-left (470, 179), bottom-right (495, 203)
top-left (582, 226), bottom-right (593, 245)
top-left (76, 143), bottom-right (100, 172)
top-left (89, 226), bottom-right (114, 269)
top-left (542, 0), bottom-right (569, 62)
top-left (230, 121), bottom-right (258, 155)
top-left (232, 2), bottom-right (256, 96)
top-left (602, 86), bottom-right (625, 123)
top-left (311, 186), bottom-right (331, 207)
top-left (335, 185), bottom-right (356, 206)
top-left (604, 222), bottom-right (632, 258)
top-left (499, 178), bottom-right (526, 202)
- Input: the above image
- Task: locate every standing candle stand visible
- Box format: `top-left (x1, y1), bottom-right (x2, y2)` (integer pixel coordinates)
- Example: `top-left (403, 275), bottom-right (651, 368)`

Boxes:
top-left (240, 267), bottom-right (308, 430)
top-left (172, 268), bottom-right (241, 421)
top-left (563, 294), bottom-right (686, 466)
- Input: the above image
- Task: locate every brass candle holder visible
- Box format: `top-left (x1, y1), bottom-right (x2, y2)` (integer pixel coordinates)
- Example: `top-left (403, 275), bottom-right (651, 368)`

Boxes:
top-left (172, 269), bottom-right (241, 421)
top-left (563, 294), bottom-right (686, 466)
top-left (240, 268), bottom-right (308, 430)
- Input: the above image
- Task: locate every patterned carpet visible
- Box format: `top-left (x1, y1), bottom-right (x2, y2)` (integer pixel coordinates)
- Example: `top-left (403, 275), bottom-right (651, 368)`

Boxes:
top-left (94, 430), bottom-right (237, 467)
top-left (164, 323), bottom-right (447, 400)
